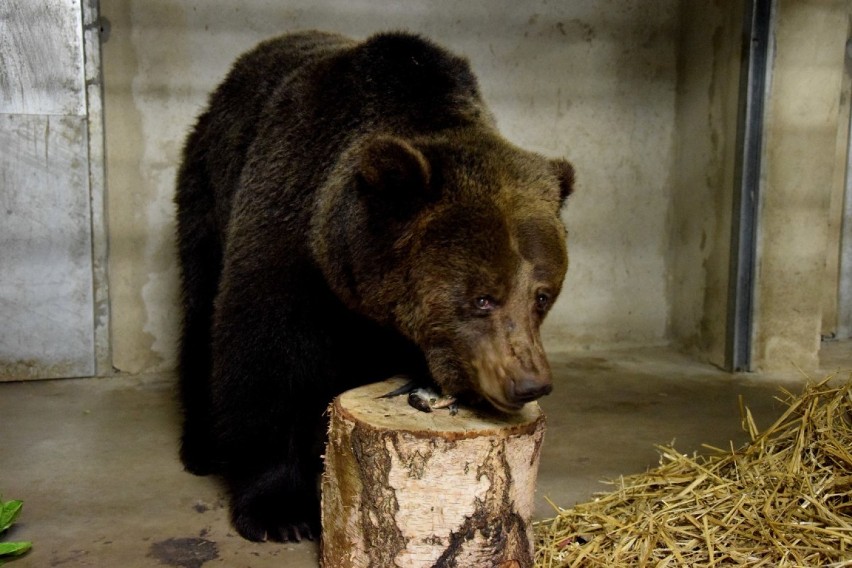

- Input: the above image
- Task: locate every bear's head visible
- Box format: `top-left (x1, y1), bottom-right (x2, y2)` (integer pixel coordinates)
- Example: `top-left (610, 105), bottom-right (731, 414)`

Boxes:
top-left (316, 130), bottom-right (574, 413)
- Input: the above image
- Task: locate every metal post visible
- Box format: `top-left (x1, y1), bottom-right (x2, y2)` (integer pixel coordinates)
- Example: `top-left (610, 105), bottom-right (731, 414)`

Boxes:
top-left (725, 0), bottom-right (774, 372)
top-left (836, 39), bottom-right (852, 339)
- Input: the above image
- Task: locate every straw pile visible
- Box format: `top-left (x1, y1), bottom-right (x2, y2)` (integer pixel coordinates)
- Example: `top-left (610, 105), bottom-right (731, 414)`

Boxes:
top-left (534, 377), bottom-right (852, 567)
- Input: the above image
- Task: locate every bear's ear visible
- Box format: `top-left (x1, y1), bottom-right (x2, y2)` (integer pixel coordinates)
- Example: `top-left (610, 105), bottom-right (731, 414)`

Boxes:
top-left (357, 136), bottom-right (435, 215)
top-left (550, 158), bottom-right (575, 208)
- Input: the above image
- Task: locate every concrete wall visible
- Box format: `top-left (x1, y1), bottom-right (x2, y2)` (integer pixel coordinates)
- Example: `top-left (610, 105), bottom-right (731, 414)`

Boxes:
top-left (101, 0), bottom-right (679, 373)
top-left (752, 0), bottom-right (849, 371)
top-left (669, 0), bottom-right (743, 368)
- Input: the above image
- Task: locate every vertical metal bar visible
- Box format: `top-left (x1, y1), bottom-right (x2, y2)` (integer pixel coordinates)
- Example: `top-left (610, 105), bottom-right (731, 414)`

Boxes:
top-left (726, 0), bottom-right (774, 372)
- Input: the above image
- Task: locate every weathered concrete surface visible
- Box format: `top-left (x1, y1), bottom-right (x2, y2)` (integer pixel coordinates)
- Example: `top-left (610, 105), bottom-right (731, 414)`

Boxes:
top-left (0, 0), bottom-right (86, 116)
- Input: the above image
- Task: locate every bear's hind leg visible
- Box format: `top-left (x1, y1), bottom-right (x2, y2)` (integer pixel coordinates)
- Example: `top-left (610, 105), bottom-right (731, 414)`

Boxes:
top-left (175, 156), bottom-right (222, 476)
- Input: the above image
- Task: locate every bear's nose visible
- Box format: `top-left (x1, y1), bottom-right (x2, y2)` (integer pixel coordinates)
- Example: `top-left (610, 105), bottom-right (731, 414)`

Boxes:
top-left (511, 377), bottom-right (553, 403)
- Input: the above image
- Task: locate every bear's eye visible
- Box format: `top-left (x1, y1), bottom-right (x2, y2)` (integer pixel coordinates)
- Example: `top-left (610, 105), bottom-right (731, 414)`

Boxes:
top-left (474, 296), bottom-right (497, 312)
top-left (535, 293), bottom-right (551, 312)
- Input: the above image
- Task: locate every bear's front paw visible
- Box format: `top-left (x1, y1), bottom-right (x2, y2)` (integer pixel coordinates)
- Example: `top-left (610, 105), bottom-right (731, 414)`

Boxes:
top-left (227, 464), bottom-right (321, 542)
top-left (233, 510), bottom-right (318, 543)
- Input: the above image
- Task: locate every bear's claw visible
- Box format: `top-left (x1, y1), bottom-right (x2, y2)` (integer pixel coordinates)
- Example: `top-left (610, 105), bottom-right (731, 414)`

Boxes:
top-left (231, 486), bottom-right (320, 544)
top-left (234, 514), bottom-right (317, 543)
top-left (271, 522), bottom-right (315, 543)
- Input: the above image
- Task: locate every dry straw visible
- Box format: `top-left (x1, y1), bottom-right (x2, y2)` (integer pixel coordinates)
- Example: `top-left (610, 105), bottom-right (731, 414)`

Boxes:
top-left (534, 376), bottom-right (852, 567)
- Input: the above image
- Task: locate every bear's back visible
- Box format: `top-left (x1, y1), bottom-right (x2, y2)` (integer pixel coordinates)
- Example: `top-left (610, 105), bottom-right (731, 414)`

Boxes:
top-left (181, 32), bottom-right (355, 230)
top-left (341, 32), bottom-right (490, 132)
top-left (243, 31), bottom-right (491, 149)
top-left (181, 31), bottom-right (495, 247)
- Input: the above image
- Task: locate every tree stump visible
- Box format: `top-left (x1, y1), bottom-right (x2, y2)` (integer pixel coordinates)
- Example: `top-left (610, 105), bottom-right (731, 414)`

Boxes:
top-left (320, 378), bottom-right (546, 568)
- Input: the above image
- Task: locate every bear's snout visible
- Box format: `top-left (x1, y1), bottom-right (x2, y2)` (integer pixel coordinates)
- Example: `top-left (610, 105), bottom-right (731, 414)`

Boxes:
top-left (510, 375), bottom-right (553, 403)
top-left (468, 337), bottom-right (554, 413)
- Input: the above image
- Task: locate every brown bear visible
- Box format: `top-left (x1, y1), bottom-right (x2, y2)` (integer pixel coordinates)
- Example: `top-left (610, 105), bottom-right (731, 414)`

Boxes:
top-left (175, 30), bottom-right (574, 543)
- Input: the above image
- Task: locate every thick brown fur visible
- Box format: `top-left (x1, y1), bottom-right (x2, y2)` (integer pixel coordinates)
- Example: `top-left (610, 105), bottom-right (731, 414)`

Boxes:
top-left (175, 30), bottom-right (574, 543)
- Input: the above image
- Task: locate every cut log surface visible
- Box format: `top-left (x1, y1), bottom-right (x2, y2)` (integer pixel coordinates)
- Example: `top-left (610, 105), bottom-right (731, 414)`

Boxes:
top-left (321, 378), bottom-right (546, 568)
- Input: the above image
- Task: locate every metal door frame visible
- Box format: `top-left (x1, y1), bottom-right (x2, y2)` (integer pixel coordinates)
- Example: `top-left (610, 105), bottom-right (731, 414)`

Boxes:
top-left (82, 0), bottom-right (111, 375)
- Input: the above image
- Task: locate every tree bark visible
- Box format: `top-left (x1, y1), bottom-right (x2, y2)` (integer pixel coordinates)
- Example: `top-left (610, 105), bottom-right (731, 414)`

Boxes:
top-left (321, 378), bottom-right (546, 568)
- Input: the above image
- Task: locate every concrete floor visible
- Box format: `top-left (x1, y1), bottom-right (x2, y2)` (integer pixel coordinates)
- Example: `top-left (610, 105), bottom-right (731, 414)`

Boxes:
top-left (1, 343), bottom-right (850, 567)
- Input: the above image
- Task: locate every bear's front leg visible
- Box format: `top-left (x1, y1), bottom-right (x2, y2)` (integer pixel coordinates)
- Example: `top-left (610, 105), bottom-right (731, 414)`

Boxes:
top-left (226, 445), bottom-right (322, 542)
top-left (209, 270), bottom-right (333, 542)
